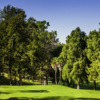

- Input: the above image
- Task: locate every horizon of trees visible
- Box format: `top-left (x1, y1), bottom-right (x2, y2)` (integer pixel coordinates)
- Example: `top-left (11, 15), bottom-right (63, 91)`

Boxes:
top-left (0, 5), bottom-right (100, 90)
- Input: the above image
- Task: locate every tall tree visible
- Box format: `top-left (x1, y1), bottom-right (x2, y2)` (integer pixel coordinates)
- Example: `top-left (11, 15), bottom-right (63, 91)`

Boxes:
top-left (0, 5), bottom-right (59, 85)
top-left (0, 5), bottom-right (28, 85)
top-left (86, 30), bottom-right (100, 90)
top-left (26, 18), bottom-right (59, 83)
top-left (62, 27), bottom-right (87, 89)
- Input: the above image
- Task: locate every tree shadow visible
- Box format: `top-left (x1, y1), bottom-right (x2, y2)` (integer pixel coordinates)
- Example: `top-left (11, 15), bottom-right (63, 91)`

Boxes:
top-left (74, 98), bottom-right (100, 100)
top-left (20, 90), bottom-right (49, 93)
top-left (0, 92), bottom-right (10, 94)
top-left (0, 97), bottom-right (100, 100)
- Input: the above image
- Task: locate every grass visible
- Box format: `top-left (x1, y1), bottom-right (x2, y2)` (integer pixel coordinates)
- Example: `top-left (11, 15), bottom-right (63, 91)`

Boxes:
top-left (0, 85), bottom-right (100, 100)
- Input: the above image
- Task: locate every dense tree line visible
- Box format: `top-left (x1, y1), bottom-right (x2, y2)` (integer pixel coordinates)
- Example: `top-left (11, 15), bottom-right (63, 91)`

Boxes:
top-left (54, 27), bottom-right (100, 90)
top-left (0, 5), bottom-right (100, 90)
top-left (0, 5), bottom-right (62, 85)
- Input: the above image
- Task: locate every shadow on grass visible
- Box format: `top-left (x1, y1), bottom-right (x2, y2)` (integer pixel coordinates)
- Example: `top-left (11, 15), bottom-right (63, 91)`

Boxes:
top-left (0, 97), bottom-right (100, 100)
top-left (20, 90), bottom-right (49, 93)
top-left (0, 92), bottom-right (10, 94)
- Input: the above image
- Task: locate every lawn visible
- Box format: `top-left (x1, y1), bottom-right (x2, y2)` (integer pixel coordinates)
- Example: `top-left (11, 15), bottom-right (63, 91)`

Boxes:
top-left (0, 85), bottom-right (100, 100)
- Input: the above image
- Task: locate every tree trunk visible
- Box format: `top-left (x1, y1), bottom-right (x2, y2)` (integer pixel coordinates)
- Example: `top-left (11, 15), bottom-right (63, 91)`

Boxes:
top-left (9, 72), bottom-right (12, 85)
top-left (40, 77), bottom-right (42, 84)
top-left (19, 74), bottom-right (22, 85)
top-left (67, 81), bottom-right (70, 87)
top-left (55, 70), bottom-right (57, 84)
top-left (46, 74), bottom-right (48, 85)
top-left (15, 71), bottom-right (16, 85)
top-left (58, 70), bottom-right (62, 84)
top-left (60, 70), bottom-right (61, 81)
top-left (93, 80), bottom-right (96, 90)
top-left (72, 81), bottom-right (75, 88)
top-left (77, 81), bottom-right (80, 89)
top-left (40, 67), bottom-right (43, 84)
top-left (9, 65), bottom-right (12, 85)
top-left (32, 76), bottom-right (34, 82)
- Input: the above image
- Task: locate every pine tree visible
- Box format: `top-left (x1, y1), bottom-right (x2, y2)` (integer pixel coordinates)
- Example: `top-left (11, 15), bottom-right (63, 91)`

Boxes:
top-left (62, 27), bottom-right (87, 89)
top-left (86, 30), bottom-right (100, 90)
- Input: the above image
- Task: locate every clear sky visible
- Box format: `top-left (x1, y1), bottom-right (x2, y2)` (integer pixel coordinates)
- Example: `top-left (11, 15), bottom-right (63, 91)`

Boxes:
top-left (0, 0), bottom-right (100, 43)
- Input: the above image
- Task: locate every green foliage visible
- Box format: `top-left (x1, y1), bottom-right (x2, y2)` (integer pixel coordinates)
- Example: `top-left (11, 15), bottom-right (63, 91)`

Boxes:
top-left (87, 30), bottom-right (100, 86)
top-left (0, 5), bottom-right (59, 85)
top-left (62, 27), bottom-right (88, 89)
top-left (1, 5), bottom-right (100, 90)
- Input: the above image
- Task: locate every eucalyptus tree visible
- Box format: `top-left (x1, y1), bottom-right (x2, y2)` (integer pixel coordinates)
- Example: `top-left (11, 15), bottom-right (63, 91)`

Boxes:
top-left (38, 30), bottom-right (59, 83)
top-left (26, 18), bottom-right (59, 82)
top-left (86, 30), bottom-right (100, 90)
top-left (0, 5), bottom-right (60, 85)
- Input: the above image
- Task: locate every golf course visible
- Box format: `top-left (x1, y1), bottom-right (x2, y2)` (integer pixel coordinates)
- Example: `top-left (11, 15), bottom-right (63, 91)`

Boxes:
top-left (0, 85), bottom-right (100, 100)
top-left (1, 2), bottom-right (100, 100)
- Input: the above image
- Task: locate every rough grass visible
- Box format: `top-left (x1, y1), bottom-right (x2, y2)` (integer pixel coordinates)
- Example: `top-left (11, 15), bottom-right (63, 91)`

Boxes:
top-left (0, 85), bottom-right (100, 100)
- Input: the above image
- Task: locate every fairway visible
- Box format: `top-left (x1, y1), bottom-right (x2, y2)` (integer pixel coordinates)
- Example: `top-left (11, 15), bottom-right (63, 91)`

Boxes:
top-left (0, 85), bottom-right (100, 100)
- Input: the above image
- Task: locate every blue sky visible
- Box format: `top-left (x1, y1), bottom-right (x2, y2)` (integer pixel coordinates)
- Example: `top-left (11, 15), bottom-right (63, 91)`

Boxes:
top-left (0, 0), bottom-right (100, 43)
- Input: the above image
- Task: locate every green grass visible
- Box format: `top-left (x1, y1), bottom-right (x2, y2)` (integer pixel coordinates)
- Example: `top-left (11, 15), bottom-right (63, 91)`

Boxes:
top-left (0, 85), bottom-right (100, 100)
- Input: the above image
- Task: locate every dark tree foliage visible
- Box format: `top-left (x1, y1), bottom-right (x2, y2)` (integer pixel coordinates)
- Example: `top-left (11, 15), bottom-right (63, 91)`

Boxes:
top-left (0, 5), bottom-right (58, 85)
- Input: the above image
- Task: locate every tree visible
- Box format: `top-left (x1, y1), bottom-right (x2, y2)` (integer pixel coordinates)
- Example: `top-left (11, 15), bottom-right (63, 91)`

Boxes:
top-left (51, 57), bottom-right (58, 84)
top-left (0, 5), bottom-right (60, 85)
top-left (51, 56), bottom-right (63, 84)
top-left (26, 19), bottom-right (59, 83)
top-left (53, 57), bottom-right (64, 83)
top-left (86, 30), bottom-right (100, 90)
top-left (0, 5), bottom-right (28, 85)
top-left (0, 5), bottom-right (25, 21)
top-left (62, 27), bottom-right (87, 89)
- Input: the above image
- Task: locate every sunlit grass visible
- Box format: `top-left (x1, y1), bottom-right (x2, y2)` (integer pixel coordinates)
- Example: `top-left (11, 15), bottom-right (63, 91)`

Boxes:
top-left (0, 85), bottom-right (100, 100)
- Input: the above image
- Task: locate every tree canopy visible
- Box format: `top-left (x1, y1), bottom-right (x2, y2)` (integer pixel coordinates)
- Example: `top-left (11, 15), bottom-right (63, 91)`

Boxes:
top-left (0, 5), bottom-right (100, 90)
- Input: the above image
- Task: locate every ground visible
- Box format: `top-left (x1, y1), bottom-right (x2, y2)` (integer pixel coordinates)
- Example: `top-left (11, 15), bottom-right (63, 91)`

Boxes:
top-left (0, 85), bottom-right (100, 100)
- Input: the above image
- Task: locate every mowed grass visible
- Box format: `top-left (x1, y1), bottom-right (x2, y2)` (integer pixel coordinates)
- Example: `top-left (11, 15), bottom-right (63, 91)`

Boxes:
top-left (0, 85), bottom-right (100, 100)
